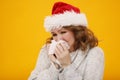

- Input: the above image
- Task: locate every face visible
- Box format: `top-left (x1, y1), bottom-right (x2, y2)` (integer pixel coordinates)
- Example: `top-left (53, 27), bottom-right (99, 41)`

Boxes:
top-left (51, 27), bottom-right (75, 51)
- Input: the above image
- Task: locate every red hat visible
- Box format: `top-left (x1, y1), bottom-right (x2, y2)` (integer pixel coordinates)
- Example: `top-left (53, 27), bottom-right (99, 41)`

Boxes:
top-left (44, 2), bottom-right (88, 32)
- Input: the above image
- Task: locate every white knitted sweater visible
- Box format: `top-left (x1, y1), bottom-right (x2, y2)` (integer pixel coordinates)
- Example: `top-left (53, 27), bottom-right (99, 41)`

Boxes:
top-left (28, 45), bottom-right (104, 80)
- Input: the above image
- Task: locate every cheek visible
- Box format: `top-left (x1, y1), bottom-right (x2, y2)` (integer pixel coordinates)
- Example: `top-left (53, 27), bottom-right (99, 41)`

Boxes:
top-left (63, 33), bottom-right (75, 44)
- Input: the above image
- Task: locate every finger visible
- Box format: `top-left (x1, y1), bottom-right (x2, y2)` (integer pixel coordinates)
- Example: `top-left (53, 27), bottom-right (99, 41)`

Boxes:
top-left (60, 42), bottom-right (68, 51)
top-left (55, 47), bottom-right (61, 58)
top-left (56, 43), bottom-right (64, 52)
top-left (49, 54), bottom-right (57, 62)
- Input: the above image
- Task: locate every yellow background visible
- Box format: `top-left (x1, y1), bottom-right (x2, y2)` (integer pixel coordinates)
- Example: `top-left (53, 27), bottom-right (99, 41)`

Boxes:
top-left (1, 0), bottom-right (120, 80)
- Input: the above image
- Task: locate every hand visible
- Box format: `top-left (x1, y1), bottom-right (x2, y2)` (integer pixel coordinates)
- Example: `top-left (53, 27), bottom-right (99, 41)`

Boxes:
top-left (47, 44), bottom-right (61, 69)
top-left (49, 54), bottom-right (62, 69)
top-left (54, 42), bottom-right (71, 68)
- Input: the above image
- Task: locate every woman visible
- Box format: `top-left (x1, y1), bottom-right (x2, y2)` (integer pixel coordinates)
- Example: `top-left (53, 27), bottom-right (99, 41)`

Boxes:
top-left (28, 2), bottom-right (104, 80)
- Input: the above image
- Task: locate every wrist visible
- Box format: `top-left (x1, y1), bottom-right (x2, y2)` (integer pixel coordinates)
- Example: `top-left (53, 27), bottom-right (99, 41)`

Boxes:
top-left (61, 62), bottom-right (71, 68)
top-left (53, 60), bottom-right (64, 73)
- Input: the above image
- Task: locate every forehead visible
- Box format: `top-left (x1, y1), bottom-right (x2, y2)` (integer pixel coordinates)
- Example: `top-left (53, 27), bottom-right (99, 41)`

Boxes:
top-left (51, 27), bottom-right (67, 33)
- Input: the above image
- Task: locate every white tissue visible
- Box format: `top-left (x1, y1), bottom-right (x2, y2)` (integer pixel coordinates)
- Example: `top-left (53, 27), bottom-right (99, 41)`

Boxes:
top-left (48, 40), bottom-right (70, 54)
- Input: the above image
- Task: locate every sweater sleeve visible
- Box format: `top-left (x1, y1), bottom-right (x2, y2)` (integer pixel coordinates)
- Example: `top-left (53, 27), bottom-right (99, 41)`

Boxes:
top-left (58, 47), bottom-right (104, 80)
top-left (83, 47), bottom-right (104, 80)
top-left (28, 45), bottom-right (59, 80)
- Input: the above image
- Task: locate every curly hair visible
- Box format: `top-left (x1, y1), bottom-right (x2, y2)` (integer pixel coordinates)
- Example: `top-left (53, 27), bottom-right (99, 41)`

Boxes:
top-left (46, 25), bottom-right (98, 51)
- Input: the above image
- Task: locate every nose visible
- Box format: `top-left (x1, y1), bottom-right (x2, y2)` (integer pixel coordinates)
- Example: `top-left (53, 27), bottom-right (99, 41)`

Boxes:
top-left (57, 34), bottom-right (63, 41)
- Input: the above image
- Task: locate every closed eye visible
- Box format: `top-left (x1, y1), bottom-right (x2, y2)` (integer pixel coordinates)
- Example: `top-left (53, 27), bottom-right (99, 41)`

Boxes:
top-left (52, 33), bottom-right (57, 37)
top-left (61, 31), bottom-right (66, 34)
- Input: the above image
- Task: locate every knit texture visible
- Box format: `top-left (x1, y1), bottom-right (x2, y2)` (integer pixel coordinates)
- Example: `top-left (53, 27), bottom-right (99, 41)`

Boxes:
top-left (28, 45), bottom-right (104, 80)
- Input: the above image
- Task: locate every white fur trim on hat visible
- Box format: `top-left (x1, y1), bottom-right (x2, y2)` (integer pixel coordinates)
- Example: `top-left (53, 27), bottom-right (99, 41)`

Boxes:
top-left (44, 11), bottom-right (88, 32)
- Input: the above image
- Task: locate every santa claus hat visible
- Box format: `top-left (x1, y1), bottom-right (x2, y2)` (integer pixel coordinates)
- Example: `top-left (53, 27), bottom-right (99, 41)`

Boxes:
top-left (44, 2), bottom-right (88, 32)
